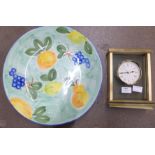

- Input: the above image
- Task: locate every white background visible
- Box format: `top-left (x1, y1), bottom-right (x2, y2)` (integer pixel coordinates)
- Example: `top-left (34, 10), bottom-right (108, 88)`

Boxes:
top-left (0, 0), bottom-right (155, 154)
top-left (0, 129), bottom-right (155, 155)
top-left (0, 0), bottom-right (154, 25)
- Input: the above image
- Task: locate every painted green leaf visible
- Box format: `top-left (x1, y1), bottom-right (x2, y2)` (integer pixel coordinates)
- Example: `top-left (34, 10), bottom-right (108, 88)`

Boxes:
top-left (33, 106), bottom-right (46, 116)
top-left (28, 88), bottom-right (37, 100)
top-left (34, 115), bottom-right (50, 123)
top-left (31, 82), bottom-right (42, 90)
top-left (56, 27), bottom-right (70, 33)
top-left (40, 74), bottom-right (49, 81)
top-left (33, 39), bottom-right (44, 49)
top-left (44, 36), bottom-right (52, 50)
top-left (25, 48), bottom-right (36, 56)
top-left (48, 69), bottom-right (57, 81)
top-left (84, 41), bottom-right (93, 54)
top-left (57, 52), bottom-right (64, 59)
top-left (57, 45), bottom-right (66, 53)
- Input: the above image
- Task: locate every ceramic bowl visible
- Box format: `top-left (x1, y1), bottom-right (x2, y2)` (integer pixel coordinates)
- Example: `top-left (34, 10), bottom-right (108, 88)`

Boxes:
top-left (3, 26), bottom-right (102, 125)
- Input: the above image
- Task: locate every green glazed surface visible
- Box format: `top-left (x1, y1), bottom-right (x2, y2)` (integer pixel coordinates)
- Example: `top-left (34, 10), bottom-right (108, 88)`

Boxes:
top-left (3, 26), bottom-right (102, 125)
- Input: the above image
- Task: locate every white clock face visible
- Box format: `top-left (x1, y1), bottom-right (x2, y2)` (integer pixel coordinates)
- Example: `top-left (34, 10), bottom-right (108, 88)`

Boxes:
top-left (117, 60), bottom-right (142, 85)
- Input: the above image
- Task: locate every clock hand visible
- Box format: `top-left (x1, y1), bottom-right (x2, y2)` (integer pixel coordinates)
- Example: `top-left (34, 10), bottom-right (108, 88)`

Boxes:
top-left (130, 71), bottom-right (137, 73)
top-left (119, 71), bottom-right (129, 74)
top-left (120, 71), bottom-right (137, 74)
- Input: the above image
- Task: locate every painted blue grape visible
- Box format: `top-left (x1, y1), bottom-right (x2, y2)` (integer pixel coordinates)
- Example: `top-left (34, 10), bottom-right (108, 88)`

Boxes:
top-left (9, 68), bottom-right (25, 90)
top-left (17, 81), bottom-right (21, 85)
top-left (13, 74), bottom-right (18, 78)
top-left (21, 82), bottom-right (25, 86)
top-left (78, 51), bottom-right (82, 54)
top-left (72, 56), bottom-right (77, 62)
top-left (86, 62), bottom-right (91, 68)
top-left (21, 77), bottom-right (25, 82)
top-left (75, 51), bottom-right (82, 57)
top-left (11, 68), bottom-right (16, 73)
top-left (84, 58), bottom-right (89, 63)
top-left (82, 58), bottom-right (85, 63)
top-left (17, 76), bottom-right (21, 80)
top-left (72, 51), bottom-right (91, 69)
top-left (9, 68), bottom-right (17, 76)
top-left (13, 78), bottom-right (17, 82)
top-left (12, 82), bottom-right (17, 88)
top-left (16, 85), bottom-right (21, 89)
top-left (79, 55), bottom-right (84, 59)
top-left (79, 59), bottom-right (83, 64)
top-left (9, 71), bottom-right (15, 76)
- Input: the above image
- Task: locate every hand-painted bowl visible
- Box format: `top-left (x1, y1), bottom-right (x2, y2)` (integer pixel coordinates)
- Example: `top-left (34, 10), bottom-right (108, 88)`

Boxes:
top-left (3, 26), bottom-right (102, 126)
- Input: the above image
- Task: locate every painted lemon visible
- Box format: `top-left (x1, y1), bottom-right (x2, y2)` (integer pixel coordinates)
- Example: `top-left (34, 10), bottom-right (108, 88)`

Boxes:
top-left (67, 30), bottom-right (86, 44)
top-left (37, 51), bottom-right (57, 69)
top-left (72, 84), bottom-right (89, 109)
top-left (10, 98), bottom-right (33, 119)
top-left (44, 81), bottom-right (62, 96)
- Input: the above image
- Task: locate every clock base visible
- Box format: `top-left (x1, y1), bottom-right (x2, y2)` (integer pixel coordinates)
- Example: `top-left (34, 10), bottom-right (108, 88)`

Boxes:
top-left (109, 101), bottom-right (154, 110)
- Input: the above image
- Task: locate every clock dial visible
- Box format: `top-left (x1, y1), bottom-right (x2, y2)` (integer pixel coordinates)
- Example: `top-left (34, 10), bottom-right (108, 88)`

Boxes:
top-left (117, 60), bottom-right (142, 85)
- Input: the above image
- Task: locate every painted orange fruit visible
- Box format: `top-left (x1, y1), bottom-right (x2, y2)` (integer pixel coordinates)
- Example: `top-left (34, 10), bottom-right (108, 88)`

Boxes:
top-left (37, 51), bottom-right (57, 69)
top-left (72, 84), bottom-right (89, 109)
top-left (10, 97), bottom-right (33, 119)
